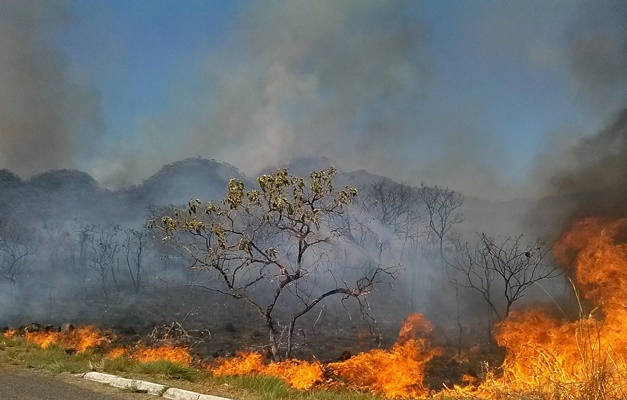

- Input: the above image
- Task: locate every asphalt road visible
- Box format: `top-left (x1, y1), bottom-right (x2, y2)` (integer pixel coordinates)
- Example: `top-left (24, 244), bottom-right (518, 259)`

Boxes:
top-left (0, 365), bottom-right (154, 400)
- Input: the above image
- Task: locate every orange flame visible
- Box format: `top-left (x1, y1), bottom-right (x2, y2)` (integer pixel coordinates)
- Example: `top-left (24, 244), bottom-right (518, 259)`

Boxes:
top-left (23, 325), bottom-right (111, 353)
top-left (459, 217), bottom-right (627, 399)
top-left (106, 344), bottom-right (193, 366)
top-left (11, 217), bottom-right (627, 399)
top-left (14, 325), bottom-right (192, 366)
top-left (211, 313), bottom-right (441, 397)
top-left (130, 344), bottom-right (193, 366)
top-left (330, 338), bottom-right (440, 398)
top-left (3, 329), bottom-right (18, 339)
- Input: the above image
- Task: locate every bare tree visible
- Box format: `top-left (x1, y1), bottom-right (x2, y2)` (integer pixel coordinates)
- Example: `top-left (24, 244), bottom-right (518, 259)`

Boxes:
top-left (419, 184), bottom-right (464, 257)
top-left (420, 184), bottom-right (464, 354)
top-left (0, 220), bottom-right (35, 302)
top-left (362, 179), bottom-right (423, 259)
top-left (123, 227), bottom-right (147, 294)
top-left (86, 225), bottom-right (121, 307)
top-left (159, 168), bottom-right (398, 359)
top-left (72, 220), bottom-right (97, 300)
top-left (449, 233), bottom-right (561, 321)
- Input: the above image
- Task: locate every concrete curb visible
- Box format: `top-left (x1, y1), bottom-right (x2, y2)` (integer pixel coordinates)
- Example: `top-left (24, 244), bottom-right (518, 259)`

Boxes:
top-left (163, 387), bottom-right (229, 400)
top-left (80, 372), bottom-right (232, 400)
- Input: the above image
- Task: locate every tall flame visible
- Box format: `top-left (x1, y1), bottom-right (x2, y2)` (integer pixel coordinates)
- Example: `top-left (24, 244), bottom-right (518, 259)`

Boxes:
top-left (464, 217), bottom-right (627, 398)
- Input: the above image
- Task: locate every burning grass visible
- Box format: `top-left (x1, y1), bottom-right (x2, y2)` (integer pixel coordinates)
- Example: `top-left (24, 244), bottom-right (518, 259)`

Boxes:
top-left (108, 343), bottom-right (193, 366)
top-left (23, 325), bottom-right (111, 353)
top-left (211, 314), bottom-right (441, 398)
top-left (444, 217), bottom-right (627, 399)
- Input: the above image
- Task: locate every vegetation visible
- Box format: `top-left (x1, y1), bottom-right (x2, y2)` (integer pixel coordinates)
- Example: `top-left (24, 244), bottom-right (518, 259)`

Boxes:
top-left (0, 331), bottom-right (385, 400)
top-left (4, 159), bottom-right (606, 400)
top-left (158, 167), bottom-right (398, 359)
top-left (448, 233), bottom-right (561, 321)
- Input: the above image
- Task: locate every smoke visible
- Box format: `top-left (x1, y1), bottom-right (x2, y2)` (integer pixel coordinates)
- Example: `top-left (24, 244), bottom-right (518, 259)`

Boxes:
top-left (95, 0), bottom-right (432, 188)
top-left (4, 0), bottom-right (623, 207)
top-left (564, 1), bottom-right (627, 115)
top-left (527, 1), bottom-right (627, 233)
top-left (545, 109), bottom-right (627, 217)
top-left (0, 0), bottom-right (103, 178)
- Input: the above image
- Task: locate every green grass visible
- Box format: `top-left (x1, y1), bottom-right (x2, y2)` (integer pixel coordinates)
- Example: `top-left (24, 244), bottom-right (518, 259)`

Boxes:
top-left (218, 375), bottom-right (295, 399)
top-left (136, 360), bottom-right (198, 381)
top-left (97, 355), bottom-right (137, 373)
top-left (3, 342), bottom-right (99, 373)
top-left (214, 375), bottom-right (388, 400)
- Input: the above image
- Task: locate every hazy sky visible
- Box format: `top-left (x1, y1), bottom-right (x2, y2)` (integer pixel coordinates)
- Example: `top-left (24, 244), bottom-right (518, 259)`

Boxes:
top-left (0, 0), bottom-right (625, 199)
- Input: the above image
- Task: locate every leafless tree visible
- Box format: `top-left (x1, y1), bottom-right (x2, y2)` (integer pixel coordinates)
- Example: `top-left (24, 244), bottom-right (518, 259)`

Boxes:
top-left (86, 225), bottom-right (121, 307)
top-left (159, 168), bottom-right (398, 359)
top-left (362, 179), bottom-right (423, 259)
top-left (419, 184), bottom-right (465, 353)
top-left (419, 184), bottom-right (464, 257)
top-left (72, 220), bottom-right (97, 300)
top-left (123, 227), bottom-right (147, 294)
top-left (0, 220), bottom-right (35, 302)
top-left (449, 233), bottom-right (561, 321)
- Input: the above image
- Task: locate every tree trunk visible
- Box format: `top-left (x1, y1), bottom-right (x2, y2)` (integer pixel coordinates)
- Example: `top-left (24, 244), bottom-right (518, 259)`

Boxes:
top-left (266, 317), bottom-right (279, 361)
top-left (101, 272), bottom-right (109, 308)
top-left (286, 320), bottom-right (296, 359)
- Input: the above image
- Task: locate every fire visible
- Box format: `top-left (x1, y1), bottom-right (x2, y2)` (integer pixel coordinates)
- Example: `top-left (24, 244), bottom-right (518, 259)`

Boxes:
top-left (130, 344), bottom-right (192, 366)
top-left (106, 347), bottom-right (127, 359)
top-left (11, 325), bottom-right (192, 366)
top-left (3, 329), bottom-right (18, 339)
top-left (264, 359), bottom-right (326, 390)
top-left (211, 313), bottom-right (441, 397)
top-left (23, 325), bottom-right (111, 353)
top-left (466, 217), bottom-right (627, 399)
top-left (105, 344), bottom-right (193, 366)
top-left (212, 351), bottom-right (265, 376)
top-left (9, 216), bottom-right (627, 399)
top-left (329, 338), bottom-right (440, 398)
top-left (397, 313), bottom-right (433, 344)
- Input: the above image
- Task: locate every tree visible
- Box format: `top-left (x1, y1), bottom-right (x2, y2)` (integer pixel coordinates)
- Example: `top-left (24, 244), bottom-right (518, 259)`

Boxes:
top-left (419, 184), bottom-right (465, 354)
top-left (348, 179), bottom-right (424, 313)
top-left (122, 228), bottom-right (147, 294)
top-left (419, 184), bottom-right (464, 257)
top-left (0, 220), bottom-right (35, 302)
top-left (159, 167), bottom-right (397, 359)
top-left (72, 220), bottom-right (97, 301)
top-left (449, 233), bottom-right (561, 321)
top-left (363, 179), bottom-right (423, 259)
top-left (86, 225), bottom-right (121, 307)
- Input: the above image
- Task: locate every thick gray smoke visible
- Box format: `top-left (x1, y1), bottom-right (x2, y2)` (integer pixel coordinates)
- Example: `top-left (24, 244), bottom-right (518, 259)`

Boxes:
top-left (549, 109), bottom-right (627, 219)
top-left (0, 0), bottom-right (102, 178)
top-left (564, 1), bottom-right (627, 115)
top-left (525, 2), bottom-right (627, 236)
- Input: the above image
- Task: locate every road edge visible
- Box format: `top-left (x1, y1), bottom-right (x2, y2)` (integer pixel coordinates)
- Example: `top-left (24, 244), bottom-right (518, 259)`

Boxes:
top-left (80, 372), bottom-right (232, 400)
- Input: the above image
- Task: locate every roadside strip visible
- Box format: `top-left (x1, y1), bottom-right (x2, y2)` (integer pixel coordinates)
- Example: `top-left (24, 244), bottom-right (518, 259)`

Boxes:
top-left (81, 372), bottom-right (231, 400)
